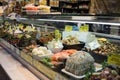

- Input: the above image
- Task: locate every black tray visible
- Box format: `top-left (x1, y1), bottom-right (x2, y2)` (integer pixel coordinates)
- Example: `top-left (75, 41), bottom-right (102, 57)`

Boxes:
top-left (63, 42), bottom-right (85, 50)
top-left (89, 52), bottom-right (108, 63)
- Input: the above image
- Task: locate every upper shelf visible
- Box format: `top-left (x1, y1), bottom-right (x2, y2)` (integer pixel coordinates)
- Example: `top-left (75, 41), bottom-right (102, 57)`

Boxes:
top-left (16, 15), bottom-right (120, 26)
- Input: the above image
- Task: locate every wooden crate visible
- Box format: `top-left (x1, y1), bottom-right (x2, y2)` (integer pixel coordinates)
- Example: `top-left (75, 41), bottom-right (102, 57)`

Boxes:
top-left (33, 59), bottom-right (69, 80)
top-left (21, 52), bottom-right (33, 65)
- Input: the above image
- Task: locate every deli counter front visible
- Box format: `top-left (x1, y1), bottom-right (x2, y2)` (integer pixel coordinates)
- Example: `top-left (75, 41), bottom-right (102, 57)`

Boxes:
top-left (0, 16), bottom-right (120, 80)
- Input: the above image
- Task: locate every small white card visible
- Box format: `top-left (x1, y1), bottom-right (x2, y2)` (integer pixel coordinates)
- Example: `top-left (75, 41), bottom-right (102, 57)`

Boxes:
top-left (88, 39), bottom-right (101, 50)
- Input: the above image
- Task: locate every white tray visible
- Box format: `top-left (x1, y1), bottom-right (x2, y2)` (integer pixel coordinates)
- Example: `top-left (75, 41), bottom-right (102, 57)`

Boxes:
top-left (61, 69), bottom-right (85, 79)
top-left (61, 63), bottom-right (102, 79)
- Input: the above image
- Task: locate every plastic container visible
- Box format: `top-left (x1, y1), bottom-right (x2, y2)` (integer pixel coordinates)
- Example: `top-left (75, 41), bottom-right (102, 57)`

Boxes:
top-left (89, 52), bottom-right (108, 63)
top-left (63, 42), bottom-right (85, 50)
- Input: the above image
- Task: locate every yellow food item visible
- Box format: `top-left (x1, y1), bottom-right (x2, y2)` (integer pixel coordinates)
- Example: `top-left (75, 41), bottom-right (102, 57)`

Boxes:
top-left (62, 36), bottom-right (80, 45)
top-left (98, 38), bottom-right (107, 42)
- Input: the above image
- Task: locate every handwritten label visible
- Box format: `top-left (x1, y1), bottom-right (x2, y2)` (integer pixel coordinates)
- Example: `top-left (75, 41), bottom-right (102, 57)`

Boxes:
top-left (88, 39), bottom-right (101, 50)
top-left (65, 25), bottom-right (72, 31)
top-left (84, 24), bottom-right (89, 32)
top-left (108, 54), bottom-right (120, 67)
top-left (79, 25), bottom-right (84, 32)
top-left (79, 24), bottom-right (89, 32)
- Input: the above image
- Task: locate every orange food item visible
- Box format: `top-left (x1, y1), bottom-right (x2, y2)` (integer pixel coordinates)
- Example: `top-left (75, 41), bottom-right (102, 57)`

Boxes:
top-left (51, 52), bottom-right (69, 61)
top-left (51, 49), bottom-right (77, 61)
top-left (62, 49), bottom-right (77, 55)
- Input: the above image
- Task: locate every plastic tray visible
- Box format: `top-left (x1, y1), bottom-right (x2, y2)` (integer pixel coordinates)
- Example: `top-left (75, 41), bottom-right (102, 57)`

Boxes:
top-left (63, 42), bottom-right (85, 50)
top-left (61, 63), bottom-right (102, 79)
top-left (89, 52), bottom-right (108, 63)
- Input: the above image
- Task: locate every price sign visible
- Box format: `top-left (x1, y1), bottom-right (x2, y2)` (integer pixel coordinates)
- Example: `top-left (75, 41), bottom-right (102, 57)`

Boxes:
top-left (18, 24), bottom-right (23, 30)
top-left (108, 54), bottom-right (120, 67)
top-left (55, 29), bottom-right (61, 40)
top-left (65, 25), bottom-right (72, 31)
top-left (8, 29), bottom-right (12, 33)
top-left (79, 25), bottom-right (84, 32)
top-left (25, 26), bottom-right (31, 31)
top-left (79, 24), bottom-right (89, 32)
top-left (84, 24), bottom-right (89, 32)
top-left (88, 39), bottom-right (101, 50)
top-left (32, 26), bottom-right (35, 31)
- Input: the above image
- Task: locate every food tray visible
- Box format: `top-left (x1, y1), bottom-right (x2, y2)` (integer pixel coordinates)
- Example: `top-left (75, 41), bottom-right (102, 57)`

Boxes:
top-left (63, 42), bottom-right (85, 50)
top-left (89, 52), bottom-right (108, 63)
top-left (61, 63), bottom-right (102, 79)
top-left (61, 69), bottom-right (85, 79)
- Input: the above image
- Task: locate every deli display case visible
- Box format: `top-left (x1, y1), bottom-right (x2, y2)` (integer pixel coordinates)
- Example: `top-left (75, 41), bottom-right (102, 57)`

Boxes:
top-left (0, 15), bottom-right (120, 80)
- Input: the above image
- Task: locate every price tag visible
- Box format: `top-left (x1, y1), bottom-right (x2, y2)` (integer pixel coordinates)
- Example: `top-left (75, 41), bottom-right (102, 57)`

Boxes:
top-left (18, 24), bottom-right (23, 30)
top-left (25, 26), bottom-right (30, 31)
top-left (79, 25), bottom-right (85, 32)
top-left (8, 29), bottom-right (12, 33)
top-left (65, 25), bottom-right (72, 31)
top-left (88, 39), bottom-right (101, 50)
top-left (79, 24), bottom-right (89, 32)
top-left (108, 54), bottom-right (120, 67)
top-left (32, 26), bottom-right (35, 31)
top-left (55, 29), bottom-right (61, 40)
top-left (84, 24), bottom-right (89, 32)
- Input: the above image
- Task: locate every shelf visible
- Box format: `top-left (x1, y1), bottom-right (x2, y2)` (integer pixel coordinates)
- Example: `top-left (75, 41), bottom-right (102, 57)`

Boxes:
top-left (60, 1), bottom-right (78, 4)
top-left (62, 7), bottom-right (78, 10)
top-left (79, 8), bottom-right (89, 11)
top-left (62, 8), bottom-right (89, 11)
top-left (60, 0), bottom-right (90, 4)
top-left (51, 6), bottom-right (60, 10)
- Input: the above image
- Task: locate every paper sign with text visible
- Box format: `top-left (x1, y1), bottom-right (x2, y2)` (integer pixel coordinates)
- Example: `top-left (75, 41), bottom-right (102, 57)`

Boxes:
top-left (108, 54), bottom-right (120, 67)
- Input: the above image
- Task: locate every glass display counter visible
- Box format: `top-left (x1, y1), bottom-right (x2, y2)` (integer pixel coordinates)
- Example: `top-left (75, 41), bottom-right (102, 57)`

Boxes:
top-left (0, 16), bottom-right (120, 80)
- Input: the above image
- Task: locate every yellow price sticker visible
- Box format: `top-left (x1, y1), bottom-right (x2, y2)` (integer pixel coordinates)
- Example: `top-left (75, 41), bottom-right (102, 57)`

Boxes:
top-left (32, 27), bottom-right (35, 31)
top-left (25, 26), bottom-right (31, 31)
top-left (8, 29), bottom-right (12, 33)
top-left (65, 25), bottom-right (72, 31)
top-left (55, 29), bottom-right (61, 40)
top-left (84, 24), bottom-right (89, 32)
top-left (55, 29), bottom-right (60, 34)
top-left (108, 54), bottom-right (120, 67)
top-left (79, 26), bottom-right (85, 32)
top-left (18, 24), bottom-right (24, 30)
top-left (79, 24), bottom-right (89, 32)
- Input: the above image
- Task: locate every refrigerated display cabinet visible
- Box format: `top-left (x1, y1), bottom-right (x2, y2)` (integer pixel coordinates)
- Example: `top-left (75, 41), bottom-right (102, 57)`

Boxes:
top-left (0, 15), bottom-right (120, 80)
